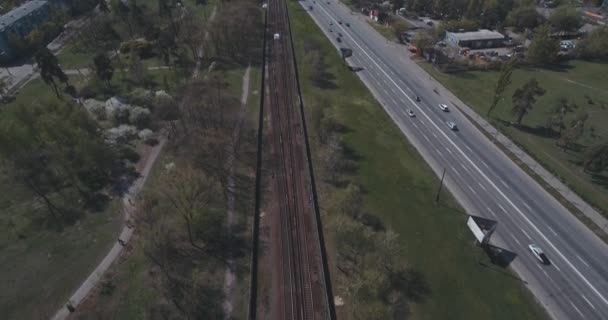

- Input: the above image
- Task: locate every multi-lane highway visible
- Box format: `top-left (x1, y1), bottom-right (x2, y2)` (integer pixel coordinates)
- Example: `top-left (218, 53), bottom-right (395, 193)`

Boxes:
top-left (301, 1), bottom-right (608, 319)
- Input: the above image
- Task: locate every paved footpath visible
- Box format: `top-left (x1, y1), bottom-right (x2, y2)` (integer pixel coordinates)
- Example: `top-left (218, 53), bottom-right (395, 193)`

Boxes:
top-left (51, 138), bottom-right (166, 320)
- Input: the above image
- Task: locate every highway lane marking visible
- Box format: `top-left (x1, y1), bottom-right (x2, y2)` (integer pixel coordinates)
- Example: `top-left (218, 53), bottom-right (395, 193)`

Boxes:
top-left (553, 262), bottom-right (562, 272)
top-left (576, 255), bottom-right (590, 268)
top-left (423, 135), bottom-right (430, 143)
top-left (547, 226), bottom-right (558, 236)
top-left (465, 145), bottom-right (473, 152)
top-left (497, 204), bottom-right (507, 213)
top-left (500, 179), bottom-right (509, 189)
top-left (486, 206), bottom-right (496, 218)
top-left (477, 182), bottom-right (487, 192)
top-left (570, 301), bottom-right (585, 318)
top-left (431, 132), bottom-right (438, 139)
top-left (467, 185), bottom-right (476, 195)
top-left (482, 161), bottom-right (490, 169)
top-left (459, 163), bottom-right (469, 173)
top-left (523, 202), bottom-right (533, 211)
top-left (511, 234), bottom-right (522, 246)
top-left (315, 5), bottom-right (608, 306)
top-left (452, 168), bottom-right (462, 179)
top-left (536, 264), bottom-right (550, 278)
top-left (445, 147), bottom-right (453, 155)
top-left (521, 229), bottom-right (532, 241)
top-left (582, 294), bottom-right (597, 310)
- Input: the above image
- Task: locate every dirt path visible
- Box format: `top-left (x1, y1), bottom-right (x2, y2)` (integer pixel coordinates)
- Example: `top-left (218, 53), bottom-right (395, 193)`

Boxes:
top-left (222, 65), bottom-right (252, 320)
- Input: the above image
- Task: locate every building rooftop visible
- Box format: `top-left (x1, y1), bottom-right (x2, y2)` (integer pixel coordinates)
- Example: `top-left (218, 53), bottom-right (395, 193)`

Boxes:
top-left (0, 1), bottom-right (48, 32)
top-left (447, 29), bottom-right (505, 42)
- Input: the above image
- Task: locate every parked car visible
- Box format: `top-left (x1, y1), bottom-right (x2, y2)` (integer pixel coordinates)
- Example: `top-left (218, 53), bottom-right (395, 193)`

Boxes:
top-left (528, 244), bottom-right (550, 265)
top-left (446, 121), bottom-right (457, 130)
top-left (438, 104), bottom-right (449, 112)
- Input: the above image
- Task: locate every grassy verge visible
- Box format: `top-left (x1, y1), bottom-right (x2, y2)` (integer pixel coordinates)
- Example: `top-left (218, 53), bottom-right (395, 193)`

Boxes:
top-left (418, 61), bottom-right (608, 218)
top-left (366, 20), bottom-right (397, 41)
top-left (289, 1), bottom-right (547, 319)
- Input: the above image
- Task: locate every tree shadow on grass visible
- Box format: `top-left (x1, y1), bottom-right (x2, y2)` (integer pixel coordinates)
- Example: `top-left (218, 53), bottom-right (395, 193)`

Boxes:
top-left (590, 173), bottom-right (608, 190)
top-left (313, 73), bottom-right (338, 90)
top-left (512, 124), bottom-right (560, 139)
top-left (452, 71), bottom-right (479, 80)
top-left (387, 269), bottom-right (431, 303)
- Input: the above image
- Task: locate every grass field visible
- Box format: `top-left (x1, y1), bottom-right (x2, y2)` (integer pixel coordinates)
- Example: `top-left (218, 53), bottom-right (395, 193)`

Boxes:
top-left (419, 61), bottom-right (608, 218)
top-left (0, 55), bottom-right (177, 320)
top-left (0, 73), bottom-right (124, 318)
top-left (289, 1), bottom-right (547, 319)
top-left (0, 174), bottom-right (122, 320)
top-left (366, 20), bottom-right (397, 41)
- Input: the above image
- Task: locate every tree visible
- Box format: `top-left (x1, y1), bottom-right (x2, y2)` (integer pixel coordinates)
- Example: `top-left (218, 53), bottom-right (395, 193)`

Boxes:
top-left (487, 59), bottom-right (514, 117)
top-left (558, 111), bottom-right (588, 149)
top-left (527, 24), bottom-right (559, 65)
top-left (35, 47), bottom-right (69, 98)
top-left (511, 78), bottom-right (546, 125)
top-left (25, 28), bottom-right (44, 50)
top-left (392, 21), bottom-right (411, 42)
top-left (158, 163), bottom-right (223, 254)
top-left (546, 97), bottom-right (577, 133)
top-left (412, 31), bottom-right (435, 57)
top-left (98, 0), bottom-right (109, 13)
top-left (577, 26), bottom-right (608, 61)
top-left (0, 101), bottom-right (117, 221)
top-left (583, 142), bottom-right (608, 173)
top-left (506, 5), bottom-right (542, 31)
top-left (0, 78), bottom-right (7, 98)
top-left (549, 5), bottom-right (582, 31)
top-left (93, 52), bottom-right (114, 88)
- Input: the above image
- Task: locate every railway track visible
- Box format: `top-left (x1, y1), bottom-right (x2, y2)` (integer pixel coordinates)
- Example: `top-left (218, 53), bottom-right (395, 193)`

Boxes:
top-left (252, 0), bottom-right (332, 319)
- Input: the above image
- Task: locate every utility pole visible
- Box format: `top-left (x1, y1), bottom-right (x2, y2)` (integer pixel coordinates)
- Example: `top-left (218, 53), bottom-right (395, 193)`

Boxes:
top-left (435, 168), bottom-right (446, 202)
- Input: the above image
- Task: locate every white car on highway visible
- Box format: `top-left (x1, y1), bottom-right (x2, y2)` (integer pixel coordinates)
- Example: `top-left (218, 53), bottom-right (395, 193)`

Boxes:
top-left (439, 103), bottom-right (449, 112)
top-left (528, 244), bottom-right (550, 265)
top-left (406, 109), bottom-right (415, 117)
top-left (446, 121), bottom-right (457, 130)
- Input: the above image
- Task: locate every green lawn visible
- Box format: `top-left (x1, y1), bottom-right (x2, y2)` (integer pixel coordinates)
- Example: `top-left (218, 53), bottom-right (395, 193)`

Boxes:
top-left (0, 76), bottom-right (123, 320)
top-left (289, 2), bottom-right (547, 319)
top-left (0, 178), bottom-right (122, 320)
top-left (57, 45), bottom-right (96, 70)
top-left (419, 61), bottom-right (608, 218)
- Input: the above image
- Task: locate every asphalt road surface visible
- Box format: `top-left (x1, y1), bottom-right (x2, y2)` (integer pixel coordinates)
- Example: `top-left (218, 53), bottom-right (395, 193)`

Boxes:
top-left (302, 1), bottom-right (608, 319)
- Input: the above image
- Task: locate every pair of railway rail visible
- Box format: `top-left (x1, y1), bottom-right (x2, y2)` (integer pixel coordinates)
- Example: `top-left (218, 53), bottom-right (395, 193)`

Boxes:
top-left (248, 0), bottom-right (336, 319)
